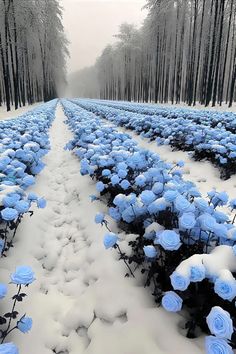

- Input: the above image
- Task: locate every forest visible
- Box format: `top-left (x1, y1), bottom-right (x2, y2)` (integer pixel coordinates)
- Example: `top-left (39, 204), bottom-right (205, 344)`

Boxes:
top-left (0, 0), bottom-right (68, 111)
top-left (77, 0), bottom-right (236, 107)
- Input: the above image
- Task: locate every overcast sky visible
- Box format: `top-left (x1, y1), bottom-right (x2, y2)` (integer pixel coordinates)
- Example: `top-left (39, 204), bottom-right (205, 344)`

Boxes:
top-left (61, 0), bottom-right (147, 74)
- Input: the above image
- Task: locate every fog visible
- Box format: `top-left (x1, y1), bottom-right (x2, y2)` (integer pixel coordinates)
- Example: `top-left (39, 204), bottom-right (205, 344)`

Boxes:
top-left (61, 0), bottom-right (147, 74)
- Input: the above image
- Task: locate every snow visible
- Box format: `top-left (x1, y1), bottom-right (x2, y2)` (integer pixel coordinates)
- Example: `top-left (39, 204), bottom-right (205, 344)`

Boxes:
top-left (0, 103), bottom-right (41, 121)
top-left (1, 104), bottom-right (205, 354)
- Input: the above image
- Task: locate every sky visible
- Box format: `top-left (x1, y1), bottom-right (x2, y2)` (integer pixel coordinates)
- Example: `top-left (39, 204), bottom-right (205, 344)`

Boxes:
top-left (61, 0), bottom-right (147, 74)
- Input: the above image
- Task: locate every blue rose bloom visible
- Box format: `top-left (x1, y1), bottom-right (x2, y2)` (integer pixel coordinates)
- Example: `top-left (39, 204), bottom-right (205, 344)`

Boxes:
top-left (15, 200), bottom-right (30, 214)
top-left (0, 283), bottom-right (7, 299)
top-left (163, 190), bottom-right (178, 202)
top-left (118, 169), bottom-right (127, 179)
top-left (120, 179), bottom-right (130, 190)
top-left (143, 245), bottom-right (158, 259)
top-left (11, 266), bottom-right (35, 285)
top-left (158, 230), bottom-right (181, 251)
top-left (140, 190), bottom-right (156, 205)
top-left (152, 182), bottom-right (164, 195)
top-left (22, 175), bottom-right (35, 187)
top-left (176, 160), bottom-right (185, 167)
top-left (95, 212), bottom-right (104, 224)
top-left (207, 190), bottom-right (216, 199)
top-left (102, 169), bottom-right (111, 177)
top-left (162, 291), bottom-right (183, 312)
top-left (229, 198), bottom-right (236, 210)
top-left (2, 194), bottom-right (21, 207)
top-left (195, 198), bottom-right (209, 212)
top-left (214, 277), bottom-right (236, 301)
top-left (179, 213), bottom-right (196, 230)
top-left (198, 213), bottom-right (217, 231)
top-left (109, 207), bottom-right (121, 221)
top-left (27, 193), bottom-right (38, 201)
top-left (37, 198), bottom-right (47, 209)
top-left (17, 316), bottom-right (33, 333)
top-left (213, 224), bottom-right (228, 239)
top-left (205, 336), bottom-right (233, 354)
top-left (103, 232), bottom-right (118, 249)
top-left (174, 195), bottom-right (191, 213)
top-left (0, 343), bottom-right (19, 354)
top-left (170, 271), bottom-right (190, 291)
top-left (206, 306), bottom-right (233, 339)
top-left (111, 175), bottom-right (120, 185)
top-left (96, 181), bottom-right (105, 192)
top-left (190, 264), bottom-right (206, 282)
top-left (1, 208), bottom-right (19, 221)
top-left (135, 175), bottom-right (146, 187)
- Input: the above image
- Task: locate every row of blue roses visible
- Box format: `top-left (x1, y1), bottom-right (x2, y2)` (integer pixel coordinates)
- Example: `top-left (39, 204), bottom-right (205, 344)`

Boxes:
top-left (72, 99), bottom-right (236, 179)
top-left (0, 101), bottom-right (57, 353)
top-left (62, 99), bottom-right (236, 354)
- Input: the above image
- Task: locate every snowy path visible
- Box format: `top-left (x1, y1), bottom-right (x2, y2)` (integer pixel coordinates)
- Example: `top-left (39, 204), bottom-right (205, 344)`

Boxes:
top-left (2, 105), bottom-right (204, 354)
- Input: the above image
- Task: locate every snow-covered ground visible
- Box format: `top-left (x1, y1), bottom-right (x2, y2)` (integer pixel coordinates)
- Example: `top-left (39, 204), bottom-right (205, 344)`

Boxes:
top-left (0, 103), bottom-right (41, 121)
top-left (1, 105), bottom-right (205, 354)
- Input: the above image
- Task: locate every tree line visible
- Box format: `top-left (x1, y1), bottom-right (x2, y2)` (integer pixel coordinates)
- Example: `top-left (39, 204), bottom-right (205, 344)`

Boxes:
top-left (81, 0), bottom-right (236, 107)
top-left (0, 0), bottom-right (68, 111)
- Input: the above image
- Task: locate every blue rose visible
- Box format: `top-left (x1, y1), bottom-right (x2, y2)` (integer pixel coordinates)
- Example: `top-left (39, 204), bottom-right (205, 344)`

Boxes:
top-left (96, 181), bottom-right (105, 192)
top-left (14, 200), bottom-right (30, 214)
top-left (2, 194), bottom-right (21, 207)
top-left (102, 169), bottom-right (111, 177)
top-left (190, 264), bottom-right (206, 282)
top-left (1, 208), bottom-right (19, 221)
top-left (140, 190), bottom-right (156, 205)
top-left (176, 160), bottom-right (184, 167)
top-left (152, 182), bottom-right (164, 195)
top-left (120, 179), bottom-right (130, 190)
top-left (229, 198), bottom-right (236, 210)
top-left (0, 283), bottom-right (7, 299)
top-left (213, 224), bottom-right (228, 239)
top-left (117, 169), bottom-right (127, 179)
top-left (109, 207), bottom-right (121, 221)
top-left (22, 175), bottom-right (35, 186)
top-left (0, 343), bottom-right (19, 354)
top-left (17, 316), bottom-right (33, 333)
top-left (162, 291), bottom-right (183, 312)
top-left (95, 212), bottom-right (104, 224)
top-left (135, 175), bottom-right (146, 187)
top-left (11, 266), bottom-right (35, 285)
top-left (37, 198), bottom-right (47, 209)
top-left (174, 195), bottom-right (191, 212)
top-left (195, 198), bottom-right (209, 212)
top-left (158, 230), bottom-right (181, 251)
top-left (170, 271), bottom-right (190, 291)
top-left (179, 213), bottom-right (196, 230)
top-left (205, 336), bottom-right (233, 354)
top-left (206, 306), bottom-right (233, 339)
top-left (214, 277), bottom-right (236, 301)
top-left (27, 193), bottom-right (38, 201)
top-left (143, 245), bottom-right (158, 259)
top-left (110, 175), bottom-right (120, 185)
top-left (103, 232), bottom-right (118, 249)
top-left (198, 213), bottom-right (216, 231)
top-left (163, 190), bottom-right (178, 202)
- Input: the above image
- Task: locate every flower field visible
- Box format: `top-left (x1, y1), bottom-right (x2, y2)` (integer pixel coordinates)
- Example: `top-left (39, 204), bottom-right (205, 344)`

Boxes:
top-left (70, 99), bottom-right (236, 180)
top-left (1, 99), bottom-right (236, 354)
